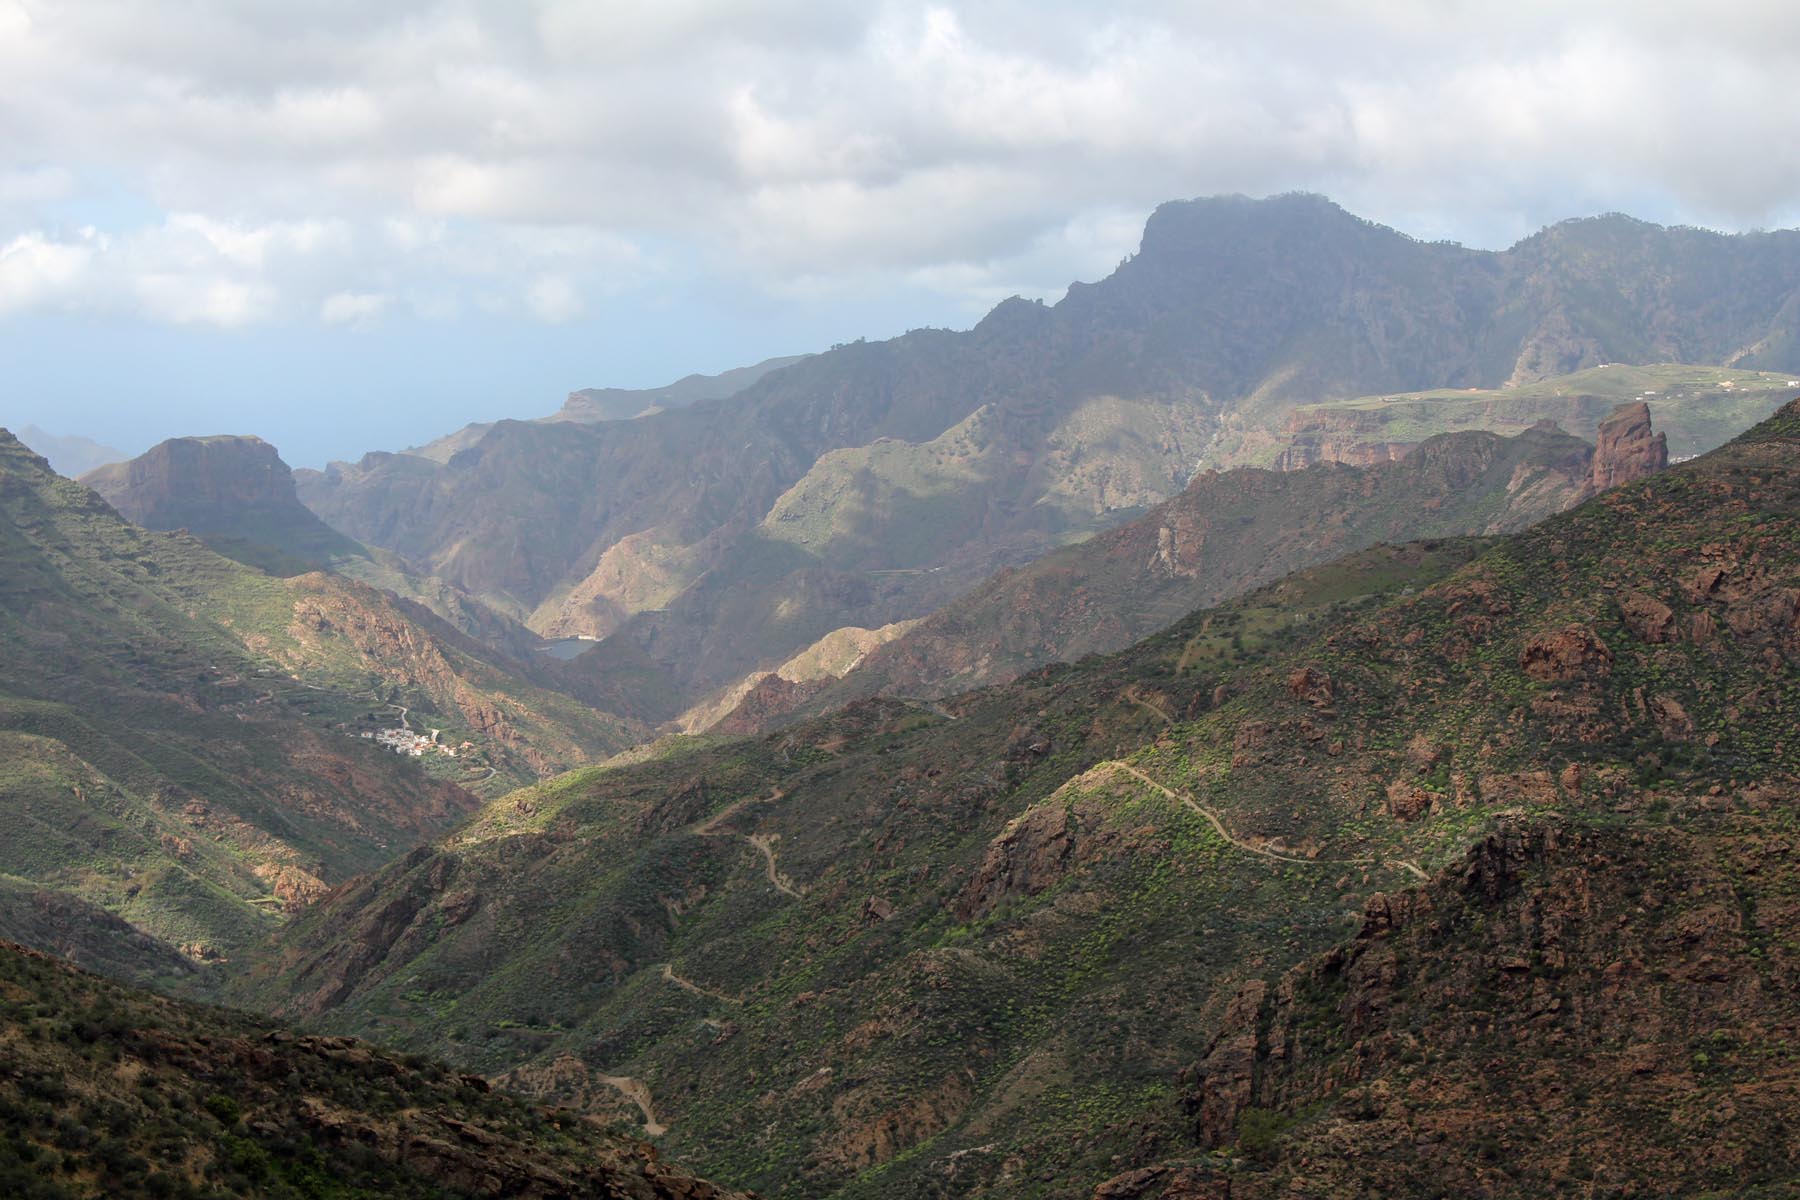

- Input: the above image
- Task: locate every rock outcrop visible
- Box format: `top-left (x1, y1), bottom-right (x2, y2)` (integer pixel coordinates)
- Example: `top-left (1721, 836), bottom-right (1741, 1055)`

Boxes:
top-left (1157, 815), bottom-right (1800, 1197)
top-left (83, 435), bottom-right (365, 567)
top-left (1582, 400), bottom-right (1668, 495)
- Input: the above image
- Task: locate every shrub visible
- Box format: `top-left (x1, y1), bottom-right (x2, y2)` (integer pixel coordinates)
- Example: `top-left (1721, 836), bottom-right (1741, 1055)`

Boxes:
top-left (201, 1093), bottom-right (241, 1126)
top-left (1236, 1106), bottom-right (1292, 1161)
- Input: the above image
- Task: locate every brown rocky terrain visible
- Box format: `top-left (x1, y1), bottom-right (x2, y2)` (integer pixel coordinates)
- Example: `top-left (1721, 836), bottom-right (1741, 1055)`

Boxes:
top-left (1092, 814), bottom-right (1800, 1198)
top-left (236, 402), bottom-right (1800, 1197)
top-left (1582, 400), bottom-right (1668, 495)
top-left (0, 939), bottom-right (744, 1198)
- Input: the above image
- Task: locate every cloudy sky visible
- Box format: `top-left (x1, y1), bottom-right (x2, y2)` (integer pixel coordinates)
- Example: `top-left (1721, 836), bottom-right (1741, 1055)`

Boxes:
top-left (4, 0), bottom-right (1800, 465)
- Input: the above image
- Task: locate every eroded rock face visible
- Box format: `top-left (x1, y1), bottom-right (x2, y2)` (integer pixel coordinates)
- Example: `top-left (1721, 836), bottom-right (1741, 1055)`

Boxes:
top-left (1160, 816), bottom-right (1800, 1197)
top-left (958, 800), bottom-right (1091, 921)
top-left (1619, 590), bottom-right (1677, 642)
top-left (1285, 666), bottom-right (1334, 708)
top-left (1584, 401), bottom-right (1668, 495)
top-left (1181, 980), bottom-right (1267, 1148)
top-left (1518, 624), bottom-right (1613, 682)
top-left (84, 435), bottom-right (295, 526)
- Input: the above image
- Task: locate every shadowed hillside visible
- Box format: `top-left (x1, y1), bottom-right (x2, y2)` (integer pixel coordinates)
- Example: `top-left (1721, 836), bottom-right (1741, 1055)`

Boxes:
top-left (0, 939), bottom-right (742, 1199)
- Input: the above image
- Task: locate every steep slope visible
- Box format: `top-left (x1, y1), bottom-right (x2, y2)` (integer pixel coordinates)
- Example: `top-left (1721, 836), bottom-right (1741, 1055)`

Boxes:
top-left (0, 879), bottom-right (201, 990)
top-left (756, 413), bottom-right (1648, 717)
top-left (1093, 817), bottom-right (1800, 1198)
top-left (83, 435), bottom-right (366, 570)
top-left (241, 402), bottom-right (1800, 1197)
top-left (83, 435), bottom-right (538, 650)
top-left (0, 940), bottom-right (743, 1199)
top-left (0, 429), bottom-right (637, 961)
top-left (297, 196), bottom-right (1800, 718)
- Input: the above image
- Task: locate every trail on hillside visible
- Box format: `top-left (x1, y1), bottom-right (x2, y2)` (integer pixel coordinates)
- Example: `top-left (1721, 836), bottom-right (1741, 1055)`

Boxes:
top-left (690, 789), bottom-right (805, 899)
top-left (1121, 686), bottom-right (1175, 725)
top-left (746, 833), bottom-right (806, 898)
top-left (1106, 761), bottom-right (1406, 873)
top-left (659, 961), bottom-right (741, 1005)
top-left (596, 1073), bottom-right (666, 1137)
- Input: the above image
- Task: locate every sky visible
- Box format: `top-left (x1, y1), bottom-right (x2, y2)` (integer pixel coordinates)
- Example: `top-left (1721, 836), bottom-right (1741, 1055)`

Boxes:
top-left (4, 1), bottom-right (1800, 467)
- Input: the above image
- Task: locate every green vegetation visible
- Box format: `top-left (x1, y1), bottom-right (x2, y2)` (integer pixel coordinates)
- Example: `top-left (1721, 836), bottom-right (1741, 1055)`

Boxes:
top-left (0, 941), bottom-right (733, 1199)
top-left (1210, 362), bottom-right (1797, 468)
top-left (239, 401), bottom-right (1800, 1196)
top-left (0, 429), bottom-right (639, 964)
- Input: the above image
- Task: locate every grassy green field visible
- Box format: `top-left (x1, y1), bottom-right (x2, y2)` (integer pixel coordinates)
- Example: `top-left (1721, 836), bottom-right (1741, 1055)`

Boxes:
top-left (1208, 363), bottom-right (1799, 468)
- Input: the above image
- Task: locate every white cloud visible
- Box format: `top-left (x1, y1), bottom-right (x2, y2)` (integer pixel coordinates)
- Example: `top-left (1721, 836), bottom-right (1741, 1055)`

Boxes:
top-left (526, 274), bottom-right (581, 322)
top-left (0, 229), bottom-right (96, 315)
top-left (0, 0), bottom-right (1797, 326)
top-left (134, 273), bottom-right (274, 327)
top-left (319, 289), bottom-right (390, 326)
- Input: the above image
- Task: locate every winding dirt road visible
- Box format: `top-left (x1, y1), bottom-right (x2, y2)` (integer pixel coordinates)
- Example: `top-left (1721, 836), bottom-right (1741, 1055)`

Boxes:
top-left (596, 1074), bottom-right (666, 1137)
top-left (1101, 766), bottom-right (1382, 867)
top-left (690, 789), bottom-right (806, 899)
top-left (659, 961), bottom-right (741, 1005)
top-left (746, 832), bottom-right (806, 898)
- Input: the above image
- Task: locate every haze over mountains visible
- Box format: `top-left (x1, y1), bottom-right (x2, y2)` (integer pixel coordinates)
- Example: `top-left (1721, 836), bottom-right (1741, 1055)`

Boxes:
top-left (296, 195), bottom-right (1800, 724)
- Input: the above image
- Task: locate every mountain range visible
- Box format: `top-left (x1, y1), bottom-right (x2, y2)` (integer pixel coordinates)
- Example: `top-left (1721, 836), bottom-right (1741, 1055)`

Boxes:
top-left (704, 403), bottom-right (1664, 729)
top-left (0, 430), bottom-right (640, 963)
top-left (295, 195), bottom-right (1800, 724)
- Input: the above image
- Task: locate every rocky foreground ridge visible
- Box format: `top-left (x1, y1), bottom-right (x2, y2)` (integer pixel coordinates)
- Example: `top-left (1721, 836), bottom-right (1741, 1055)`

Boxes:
top-left (0, 939), bottom-right (742, 1199)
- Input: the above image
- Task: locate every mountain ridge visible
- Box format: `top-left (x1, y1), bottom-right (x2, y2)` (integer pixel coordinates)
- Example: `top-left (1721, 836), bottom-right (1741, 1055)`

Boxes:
top-left (296, 195), bottom-right (1800, 721)
top-left (716, 404), bottom-right (1662, 726)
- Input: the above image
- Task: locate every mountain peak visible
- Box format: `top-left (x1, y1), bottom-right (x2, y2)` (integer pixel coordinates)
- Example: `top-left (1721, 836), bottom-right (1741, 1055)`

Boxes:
top-left (1135, 191), bottom-right (1392, 257)
top-left (82, 434), bottom-right (365, 570)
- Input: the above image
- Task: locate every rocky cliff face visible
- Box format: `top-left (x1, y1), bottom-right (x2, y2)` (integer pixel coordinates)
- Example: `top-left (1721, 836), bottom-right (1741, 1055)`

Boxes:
top-left (1090, 814), bottom-right (1800, 1199)
top-left (1270, 408), bottom-right (1417, 471)
top-left (85, 435), bottom-right (325, 538)
top-left (84, 434), bottom-right (373, 576)
top-left (1583, 400), bottom-right (1669, 495)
